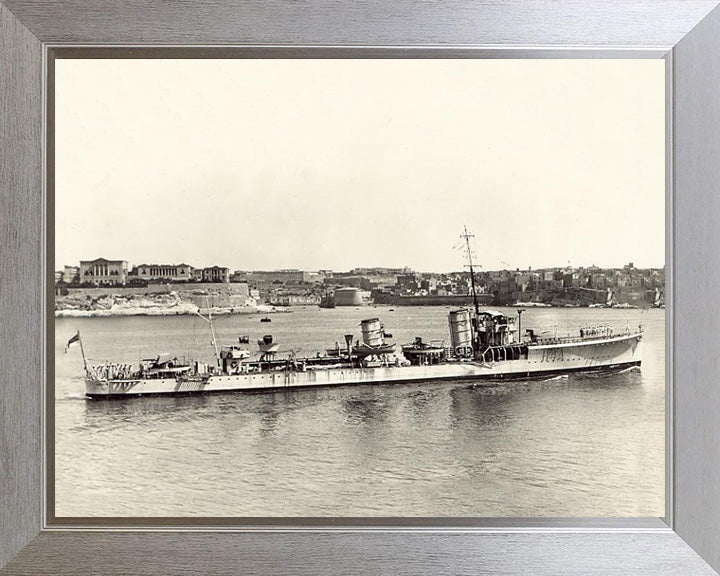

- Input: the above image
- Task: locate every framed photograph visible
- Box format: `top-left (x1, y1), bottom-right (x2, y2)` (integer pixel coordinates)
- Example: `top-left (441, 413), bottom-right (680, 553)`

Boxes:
top-left (51, 54), bottom-right (666, 523)
top-left (2, 2), bottom-right (720, 575)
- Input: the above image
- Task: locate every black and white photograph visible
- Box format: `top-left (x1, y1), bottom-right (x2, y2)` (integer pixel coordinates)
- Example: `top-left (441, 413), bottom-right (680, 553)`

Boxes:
top-left (53, 58), bottom-right (665, 518)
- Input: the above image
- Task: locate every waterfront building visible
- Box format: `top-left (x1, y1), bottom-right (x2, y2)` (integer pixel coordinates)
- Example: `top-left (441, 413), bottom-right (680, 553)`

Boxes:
top-left (334, 287), bottom-right (364, 306)
top-left (514, 272), bottom-right (532, 292)
top-left (233, 269), bottom-right (325, 284)
top-left (257, 269), bottom-right (304, 283)
top-left (268, 294), bottom-right (321, 306)
top-left (615, 271), bottom-right (641, 288)
top-left (202, 266), bottom-right (230, 283)
top-left (328, 275), bottom-right (373, 290)
top-left (562, 273), bottom-right (580, 288)
top-left (350, 267), bottom-right (413, 276)
top-left (132, 263), bottom-right (194, 282)
top-left (591, 273), bottom-right (609, 289)
top-left (79, 258), bottom-right (128, 286)
top-left (62, 265), bottom-right (79, 284)
top-left (396, 273), bottom-right (420, 292)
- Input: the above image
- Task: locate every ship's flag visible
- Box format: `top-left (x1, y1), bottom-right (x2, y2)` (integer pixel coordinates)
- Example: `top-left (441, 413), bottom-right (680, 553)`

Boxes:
top-left (65, 332), bottom-right (80, 353)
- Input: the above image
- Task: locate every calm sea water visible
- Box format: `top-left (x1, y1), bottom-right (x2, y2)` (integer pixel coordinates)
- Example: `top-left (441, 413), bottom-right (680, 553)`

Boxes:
top-left (55, 306), bottom-right (664, 517)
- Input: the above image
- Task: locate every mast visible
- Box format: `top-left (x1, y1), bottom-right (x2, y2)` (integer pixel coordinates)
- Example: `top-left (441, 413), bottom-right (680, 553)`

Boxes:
top-left (77, 331), bottom-right (88, 373)
top-left (461, 225), bottom-right (480, 317)
top-left (208, 306), bottom-right (221, 368)
top-left (194, 300), bottom-right (221, 368)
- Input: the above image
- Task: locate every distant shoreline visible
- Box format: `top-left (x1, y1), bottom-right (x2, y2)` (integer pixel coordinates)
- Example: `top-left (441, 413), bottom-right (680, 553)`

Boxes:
top-left (53, 303), bottom-right (663, 318)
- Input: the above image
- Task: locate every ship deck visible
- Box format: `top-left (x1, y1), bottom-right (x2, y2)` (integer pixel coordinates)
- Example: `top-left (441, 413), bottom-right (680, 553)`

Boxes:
top-left (528, 331), bottom-right (642, 349)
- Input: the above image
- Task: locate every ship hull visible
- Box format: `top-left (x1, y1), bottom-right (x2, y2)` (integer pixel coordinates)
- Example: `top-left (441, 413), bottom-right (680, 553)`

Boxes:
top-left (85, 333), bottom-right (642, 398)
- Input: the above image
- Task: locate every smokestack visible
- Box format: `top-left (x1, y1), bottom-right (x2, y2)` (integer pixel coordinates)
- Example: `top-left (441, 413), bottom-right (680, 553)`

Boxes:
top-left (344, 334), bottom-right (354, 358)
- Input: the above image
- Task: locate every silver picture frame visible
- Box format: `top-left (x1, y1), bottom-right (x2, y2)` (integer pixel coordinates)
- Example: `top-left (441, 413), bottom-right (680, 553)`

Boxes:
top-left (1, 1), bottom-right (719, 574)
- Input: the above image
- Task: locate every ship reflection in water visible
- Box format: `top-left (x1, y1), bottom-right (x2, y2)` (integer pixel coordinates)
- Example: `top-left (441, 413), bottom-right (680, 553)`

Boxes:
top-left (56, 306), bottom-right (664, 518)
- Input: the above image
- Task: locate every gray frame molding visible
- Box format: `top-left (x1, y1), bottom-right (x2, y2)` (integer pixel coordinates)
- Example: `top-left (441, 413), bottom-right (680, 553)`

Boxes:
top-left (1, 1), bottom-right (719, 574)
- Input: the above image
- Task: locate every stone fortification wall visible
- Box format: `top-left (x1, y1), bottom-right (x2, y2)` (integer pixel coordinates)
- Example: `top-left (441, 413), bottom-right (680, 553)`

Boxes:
top-left (55, 284), bottom-right (256, 317)
top-left (62, 282), bottom-right (249, 298)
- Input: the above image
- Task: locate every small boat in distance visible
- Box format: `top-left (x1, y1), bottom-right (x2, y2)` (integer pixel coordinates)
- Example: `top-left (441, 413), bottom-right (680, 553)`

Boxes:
top-left (260, 317), bottom-right (271, 323)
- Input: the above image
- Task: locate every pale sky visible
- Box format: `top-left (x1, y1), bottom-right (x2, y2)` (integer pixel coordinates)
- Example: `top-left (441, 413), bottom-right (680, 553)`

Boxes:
top-left (55, 59), bottom-right (665, 273)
